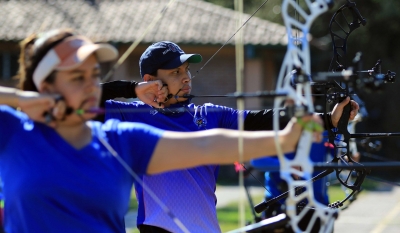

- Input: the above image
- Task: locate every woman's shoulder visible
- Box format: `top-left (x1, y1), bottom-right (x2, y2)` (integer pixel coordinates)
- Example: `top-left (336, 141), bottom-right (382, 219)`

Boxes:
top-left (0, 105), bottom-right (30, 120)
top-left (0, 105), bottom-right (18, 114)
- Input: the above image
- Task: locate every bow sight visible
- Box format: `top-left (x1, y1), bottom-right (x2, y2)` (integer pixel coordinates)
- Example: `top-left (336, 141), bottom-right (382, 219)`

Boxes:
top-left (355, 57), bottom-right (396, 92)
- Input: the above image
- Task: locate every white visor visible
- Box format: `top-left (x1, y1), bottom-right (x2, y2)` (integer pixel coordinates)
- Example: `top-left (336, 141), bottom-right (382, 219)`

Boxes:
top-left (33, 36), bottom-right (118, 90)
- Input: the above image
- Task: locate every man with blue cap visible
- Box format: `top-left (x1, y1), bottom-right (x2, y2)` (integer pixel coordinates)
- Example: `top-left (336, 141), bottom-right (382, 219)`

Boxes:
top-left (101, 41), bottom-right (359, 233)
top-left (138, 41), bottom-right (202, 107)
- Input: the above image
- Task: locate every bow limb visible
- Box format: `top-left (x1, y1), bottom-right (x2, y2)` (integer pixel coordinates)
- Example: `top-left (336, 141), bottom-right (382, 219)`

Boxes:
top-left (328, 0), bottom-right (366, 72)
top-left (274, 1), bottom-right (338, 232)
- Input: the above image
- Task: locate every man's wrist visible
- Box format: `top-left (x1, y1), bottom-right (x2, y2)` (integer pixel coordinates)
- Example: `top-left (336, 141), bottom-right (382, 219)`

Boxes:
top-left (130, 81), bottom-right (138, 98)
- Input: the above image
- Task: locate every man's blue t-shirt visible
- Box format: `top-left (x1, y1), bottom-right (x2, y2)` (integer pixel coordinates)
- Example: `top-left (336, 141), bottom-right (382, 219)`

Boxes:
top-left (0, 105), bottom-right (163, 233)
top-left (106, 100), bottom-right (248, 233)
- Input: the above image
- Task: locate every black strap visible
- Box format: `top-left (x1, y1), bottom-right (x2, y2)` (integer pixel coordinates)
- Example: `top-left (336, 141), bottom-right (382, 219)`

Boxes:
top-left (100, 80), bottom-right (138, 105)
top-left (94, 80), bottom-right (138, 122)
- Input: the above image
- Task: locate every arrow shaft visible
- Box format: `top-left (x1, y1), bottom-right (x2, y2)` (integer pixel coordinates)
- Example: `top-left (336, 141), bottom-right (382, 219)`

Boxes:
top-left (351, 133), bottom-right (400, 138)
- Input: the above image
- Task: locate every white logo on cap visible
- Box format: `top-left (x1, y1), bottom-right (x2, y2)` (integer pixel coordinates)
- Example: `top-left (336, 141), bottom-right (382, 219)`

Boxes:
top-left (162, 44), bottom-right (179, 55)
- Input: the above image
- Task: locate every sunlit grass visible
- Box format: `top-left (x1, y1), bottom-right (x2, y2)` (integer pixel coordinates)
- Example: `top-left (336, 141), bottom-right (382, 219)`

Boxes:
top-left (126, 227), bottom-right (139, 233)
top-left (128, 189), bottom-right (138, 210)
top-left (217, 198), bottom-right (263, 232)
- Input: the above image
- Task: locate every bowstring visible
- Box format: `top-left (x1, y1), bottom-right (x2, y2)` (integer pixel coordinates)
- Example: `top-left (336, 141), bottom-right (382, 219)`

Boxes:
top-left (97, 136), bottom-right (190, 233)
top-left (96, 0), bottom-right (193, 231)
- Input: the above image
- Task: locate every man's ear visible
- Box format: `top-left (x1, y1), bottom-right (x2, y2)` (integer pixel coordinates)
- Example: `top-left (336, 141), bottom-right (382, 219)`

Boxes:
top-left (143, 74), bottom-right (154, 82)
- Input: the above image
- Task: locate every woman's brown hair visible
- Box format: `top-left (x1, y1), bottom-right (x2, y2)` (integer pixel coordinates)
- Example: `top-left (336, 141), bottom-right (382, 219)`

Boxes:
top-left (17, 29), bottom-right (75, 91)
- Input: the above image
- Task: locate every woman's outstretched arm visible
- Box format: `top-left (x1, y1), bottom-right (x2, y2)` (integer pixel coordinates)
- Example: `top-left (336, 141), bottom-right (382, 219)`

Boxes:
top-left (147, 115), bottom-right (322, 174)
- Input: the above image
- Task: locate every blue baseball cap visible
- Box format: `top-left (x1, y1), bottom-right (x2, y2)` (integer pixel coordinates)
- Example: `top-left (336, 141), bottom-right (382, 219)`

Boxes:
top-left (139, 41), bottom-right (202, 78)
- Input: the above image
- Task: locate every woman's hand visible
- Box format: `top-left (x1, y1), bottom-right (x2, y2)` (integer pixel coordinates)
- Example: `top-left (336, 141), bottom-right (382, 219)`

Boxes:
top-left (135, 80), bottom-right (169, 108)
top-left (281, 114), bottom-right (324, 152)
top-left (16, 91), bottom-right (59, 127)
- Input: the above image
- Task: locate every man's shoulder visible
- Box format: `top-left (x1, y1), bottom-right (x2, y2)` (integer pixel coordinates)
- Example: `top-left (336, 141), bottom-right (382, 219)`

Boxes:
top-left (106, 100), bottom-right (149, 108)
top-left (190, 103), bottom-right (237, 113)
top-left (189, 102), bottom-right (228, 108)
